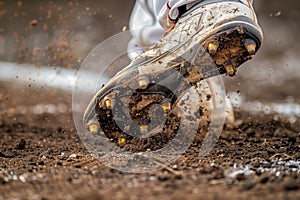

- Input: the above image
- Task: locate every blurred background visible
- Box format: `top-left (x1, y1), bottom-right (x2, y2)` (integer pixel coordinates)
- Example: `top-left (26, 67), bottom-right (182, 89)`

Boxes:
top-left (0, 0), bottom-right (299, 121)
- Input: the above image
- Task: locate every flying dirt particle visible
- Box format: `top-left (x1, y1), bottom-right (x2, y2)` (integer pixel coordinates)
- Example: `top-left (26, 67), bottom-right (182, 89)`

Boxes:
top-left (10, 12), bottom-right (16, 19)
top-left (122, 26), bottom-right (127, 32)
top-left (275, 11), bottom-right (282, 17)
top-left (270, 11), bottom-right (282, 17)
top-left (17, 1), bottom-right (22, 8)
top-left (0, 10), bottom-right (7, 19)
top-left (43, 23), bottom-right (48, 31)
top-left (30, 19), bottom-right (38, 26)
top-left (57, 6), bottom-right (62, 11)
top-left (47, 10), bottom-right (52, 19)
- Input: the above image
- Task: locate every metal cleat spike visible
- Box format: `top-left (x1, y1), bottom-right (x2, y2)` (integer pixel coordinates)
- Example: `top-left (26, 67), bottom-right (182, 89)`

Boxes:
top-left (161, 99), bottom-right (171, 112)
top-left (244, 39), bottom-right (256, 55)
top-left (237, 28), bottom-right (245, 35)
top-left (118, 135), bottom-right (126, 144)
top-left (224, 62), bottom-right (236, 77)
top-left (88, 123), bottom-right (99, 133)
top-left (208, 42), bottom-right (218, 54)
top-left (140, 125), bottom-right (148, 134)
top-left (138, 76), bottom-right (150, 90)
top-left (104, 97), bottom-right (113, 110)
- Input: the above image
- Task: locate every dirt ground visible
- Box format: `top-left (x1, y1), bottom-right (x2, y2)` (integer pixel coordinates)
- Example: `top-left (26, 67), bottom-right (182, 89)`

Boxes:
top-left (0, 111), bottom-right (299, 200)
top-left (1, 0), bottom-right (300, 200)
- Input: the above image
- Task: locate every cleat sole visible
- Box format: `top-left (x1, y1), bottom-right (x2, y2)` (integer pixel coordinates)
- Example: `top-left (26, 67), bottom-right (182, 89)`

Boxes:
top-left (84, 17), bottom-right (263, 150)
top-left (203, 23), bottom-right (261, 77)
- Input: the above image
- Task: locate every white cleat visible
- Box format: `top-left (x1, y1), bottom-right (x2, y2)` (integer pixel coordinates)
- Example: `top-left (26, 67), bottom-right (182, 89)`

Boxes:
top-left (83, 0), bottom-right (263, 140)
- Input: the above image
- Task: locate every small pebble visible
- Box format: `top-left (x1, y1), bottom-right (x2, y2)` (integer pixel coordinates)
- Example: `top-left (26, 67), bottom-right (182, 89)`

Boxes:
top-left (19, 175), bottom-right (26, 183)
top-left (74, 164), bottom-right (82, 168)
top-left (157, 175), bottom-right (170, 182)
top-left (16, 138), bottom-right (26, 150)
top-left (69, 154), bottom-right (77, 158)
top-left (266, 147), bottom-right (277, 154)
top-left (38, 160), bottom-right (45, 166)
top-left (30, 19), bottom-right (38, 26)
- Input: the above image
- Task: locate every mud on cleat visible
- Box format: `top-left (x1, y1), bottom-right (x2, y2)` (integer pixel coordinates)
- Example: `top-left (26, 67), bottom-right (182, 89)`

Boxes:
top-left (83, 0), bottom-right (263, 140)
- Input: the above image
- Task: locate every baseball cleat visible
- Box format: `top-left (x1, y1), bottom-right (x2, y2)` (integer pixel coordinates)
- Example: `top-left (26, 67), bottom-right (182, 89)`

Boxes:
top-left (83, 0), bottom-right (263, 143)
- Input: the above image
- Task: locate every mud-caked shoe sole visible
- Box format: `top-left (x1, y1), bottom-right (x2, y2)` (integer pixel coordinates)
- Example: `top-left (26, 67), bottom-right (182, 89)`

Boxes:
top-left (83, 1), bottom-right (263, 142)
top-left (203, 16), bottom-right (262, 77)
